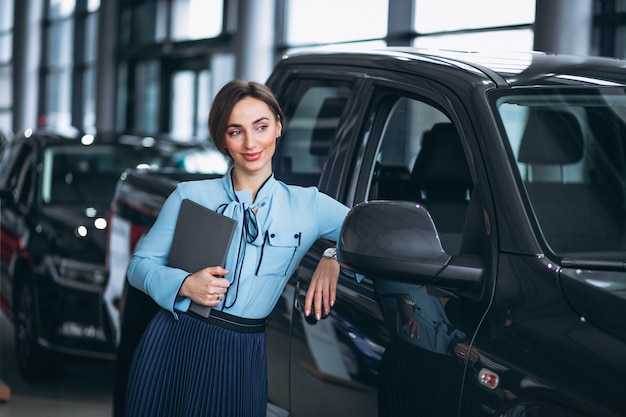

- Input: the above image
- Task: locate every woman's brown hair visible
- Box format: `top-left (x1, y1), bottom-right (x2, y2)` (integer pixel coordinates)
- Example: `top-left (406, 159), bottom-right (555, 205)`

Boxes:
top-left (208, 80), bottom-right (284, 157)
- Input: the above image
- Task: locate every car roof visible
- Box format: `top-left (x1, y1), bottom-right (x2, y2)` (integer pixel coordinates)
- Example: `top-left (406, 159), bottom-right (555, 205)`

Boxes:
top-left (279, 47), bottom-right (626, 88)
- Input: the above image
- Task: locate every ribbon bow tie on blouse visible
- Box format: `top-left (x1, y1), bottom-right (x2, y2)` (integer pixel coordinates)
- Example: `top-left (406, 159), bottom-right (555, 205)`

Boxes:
top-left (221, 201), bottom-right (261, 245)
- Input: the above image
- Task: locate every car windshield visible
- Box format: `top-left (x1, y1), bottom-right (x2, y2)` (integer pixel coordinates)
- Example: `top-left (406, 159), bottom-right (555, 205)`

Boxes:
top-left (40, 140), bottom-right (229, 206)
top-left (496, 88), bottom-right (626, 261)
top-left (42, 145), bottom-right (150, 204)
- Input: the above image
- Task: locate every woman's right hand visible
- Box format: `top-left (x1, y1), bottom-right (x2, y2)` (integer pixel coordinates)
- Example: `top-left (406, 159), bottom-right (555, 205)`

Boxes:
top-left (178, 266), bottom-right (230, 306)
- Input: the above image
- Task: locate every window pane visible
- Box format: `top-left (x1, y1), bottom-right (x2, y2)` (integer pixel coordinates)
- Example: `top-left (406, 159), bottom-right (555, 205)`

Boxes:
top-left (45, 70), bottom-right (72, 128)
top-left (415, 0), bottom-right (535, 33)
top-left (0, 112), bottom-right (10, 136)
top-left (134, 0), bottom-right (167, 44)
top-left (616, 26), bottom-right (626, 58)
top-left (87, 0), bottom-right (100, 12)
top-left (83, 68), bottom-right (95, 131)
top-left (169, 69), bottom-right (212, 140)
top-left (0, 33), bottom-right (11, 62)
top-left (134, 61), bottom-right (160, 133)
top-left (85, 13), bottom-right (98, 62)
top-left (0, 0), bottom-right (14, 30)
top-left (49, 0), bottom-right (76, 18)
top-left (286, 0), bottom-right (387, 45)
top-left (0, 65), bottom-right (11, 108)
top-left (46, 20), bottom-right (74, 66)
top-left (196, 70), bottom-right (210, 140)
top-left (414, 28), bottom-right (534, 52)
top-left (171, 0), bottom-right (223, 40)
top-left (170, 71), bottom-right (195, 139)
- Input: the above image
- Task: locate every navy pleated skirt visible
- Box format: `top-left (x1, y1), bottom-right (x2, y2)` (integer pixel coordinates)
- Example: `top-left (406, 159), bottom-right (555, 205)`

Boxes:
top-left (124, 308), bottom-right (267, 417)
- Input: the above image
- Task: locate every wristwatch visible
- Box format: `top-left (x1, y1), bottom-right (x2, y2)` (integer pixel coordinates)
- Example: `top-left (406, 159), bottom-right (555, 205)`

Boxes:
top-left (322, 247), bottom-right (337, 260)
top-left (402, 298), bottom-right (416, 307)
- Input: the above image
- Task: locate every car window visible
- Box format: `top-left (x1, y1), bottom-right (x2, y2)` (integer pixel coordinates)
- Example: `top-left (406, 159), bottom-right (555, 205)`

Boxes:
top-left (274, 79), bottom-right (353, 186)
top-left (367, 96), bottom-right (473, 255)
top-left (0, 141), bottom-right (22, 189)
top-left (496, 90), bottom-right (626, 258)
top-left (0, 141), bottom-right (35, 205)
top-left (16, 154), bottom-right (35, 208)
top-left (42, 145), bottom-right (153, 204)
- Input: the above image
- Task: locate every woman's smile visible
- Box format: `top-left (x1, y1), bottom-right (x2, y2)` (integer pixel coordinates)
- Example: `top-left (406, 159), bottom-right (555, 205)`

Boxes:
top-left (242, 151), bottom-right (263, 161)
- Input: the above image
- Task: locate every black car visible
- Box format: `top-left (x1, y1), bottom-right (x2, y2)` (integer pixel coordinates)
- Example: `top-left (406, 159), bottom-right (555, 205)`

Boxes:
top-left (0, 128), bottom-right (227, 381)
top-left (262, 48), bottom-right (626, 417)
top-left (111, 48), bottom-right (626, 417)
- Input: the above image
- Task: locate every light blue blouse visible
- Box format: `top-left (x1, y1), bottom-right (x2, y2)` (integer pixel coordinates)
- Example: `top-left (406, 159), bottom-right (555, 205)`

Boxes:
top-left (127, 169), bottom-right (350, 319)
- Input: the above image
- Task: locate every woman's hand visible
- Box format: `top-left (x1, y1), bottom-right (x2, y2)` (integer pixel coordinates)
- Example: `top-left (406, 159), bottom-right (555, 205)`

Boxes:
top-left (399, 301), bottom-right (421, 338)
top-left (304, 257), bottom-right (340, 320)
top-left (178, 266), bottom-right (230, 306)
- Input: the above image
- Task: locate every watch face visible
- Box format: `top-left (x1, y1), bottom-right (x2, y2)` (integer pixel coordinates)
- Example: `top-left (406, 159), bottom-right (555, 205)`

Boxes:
top-left (324, 247), bottom-right (337, 258)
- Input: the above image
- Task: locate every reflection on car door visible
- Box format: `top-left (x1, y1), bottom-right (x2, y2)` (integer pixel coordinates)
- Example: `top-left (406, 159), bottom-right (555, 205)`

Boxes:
top-left (290, 85), bottom-right (490, 416)
top-left (289, 245), bottom-right (384, 417)
top-left (360, 87), bottom-right (493, 416)
top-left (266, 76), bottom-right (360, 416)
top-left (270, 76), bottom-right (493, 416)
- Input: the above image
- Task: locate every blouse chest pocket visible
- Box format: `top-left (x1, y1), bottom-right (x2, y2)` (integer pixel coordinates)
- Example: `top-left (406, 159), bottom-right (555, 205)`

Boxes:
top-left (255, 230), bottom-right (301, 277)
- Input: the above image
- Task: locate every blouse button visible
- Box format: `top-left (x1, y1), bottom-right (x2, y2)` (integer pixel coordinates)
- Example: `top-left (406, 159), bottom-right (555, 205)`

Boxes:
top-left (294, 233), bottom-right (299, 239)
top-left (270, 233), bottom-right (275, 238)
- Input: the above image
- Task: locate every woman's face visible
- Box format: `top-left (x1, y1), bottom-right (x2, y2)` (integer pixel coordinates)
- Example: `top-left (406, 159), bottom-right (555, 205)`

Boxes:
top-left (225, 96), bottom-right (281, 177)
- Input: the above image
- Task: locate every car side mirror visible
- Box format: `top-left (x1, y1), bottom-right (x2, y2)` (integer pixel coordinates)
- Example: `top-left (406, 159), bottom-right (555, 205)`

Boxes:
top-left (338, 200), bottom-right (483, 289)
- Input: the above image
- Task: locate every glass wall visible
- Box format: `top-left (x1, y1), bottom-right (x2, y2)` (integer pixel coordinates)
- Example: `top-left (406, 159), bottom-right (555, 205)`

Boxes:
top-left (414, 0), bottom-right (535, 50)
top-left (117, 0), bottom-right (233, 140)
top-left (284, 0), bottom-right (535, 52)
top-left (592, 0), bottom-right (626, 58)
top-left (41, 0), bottom-right (99, 131)
top-left (133, 61), bottom-right (160, 133)
top-left (286, 0), bottom-right (388, 47)
top-left (43, 0), bottom-right (626, 143)
top-left (171, 0), bottom-right (223, 41)
top-left (12, 0), bottom-right (626, 147)
top-left (43, 0), bottom-right (75, 128)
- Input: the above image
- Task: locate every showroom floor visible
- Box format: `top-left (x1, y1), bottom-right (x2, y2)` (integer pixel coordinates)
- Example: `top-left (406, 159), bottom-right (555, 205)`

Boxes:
top-left (0, 311), bottom-right (115, 417)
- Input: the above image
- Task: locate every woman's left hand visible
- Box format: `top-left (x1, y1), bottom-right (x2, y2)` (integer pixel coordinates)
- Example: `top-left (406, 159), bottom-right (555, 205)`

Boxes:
top-left (304, 257), bottom-right (340, 320)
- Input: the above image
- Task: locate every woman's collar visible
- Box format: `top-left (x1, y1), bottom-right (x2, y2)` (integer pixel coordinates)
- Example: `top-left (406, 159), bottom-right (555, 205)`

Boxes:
top-left (226, 168), bottom-right (276, 205)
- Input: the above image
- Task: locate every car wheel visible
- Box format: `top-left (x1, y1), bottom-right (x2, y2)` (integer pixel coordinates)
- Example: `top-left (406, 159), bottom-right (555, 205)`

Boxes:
top-left (14, 274), bottom-right (65, 382)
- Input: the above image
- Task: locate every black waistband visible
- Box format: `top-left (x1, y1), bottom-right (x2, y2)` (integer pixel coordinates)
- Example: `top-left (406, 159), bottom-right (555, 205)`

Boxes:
top-left (187, 307), bottom-right (266, 333)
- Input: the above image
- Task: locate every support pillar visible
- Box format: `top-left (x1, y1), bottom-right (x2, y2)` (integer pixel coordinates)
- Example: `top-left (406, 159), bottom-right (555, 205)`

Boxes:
top-left (234, 0), bottom-right (277, 83)
top-left (534, 0), bottom-right (593, 55)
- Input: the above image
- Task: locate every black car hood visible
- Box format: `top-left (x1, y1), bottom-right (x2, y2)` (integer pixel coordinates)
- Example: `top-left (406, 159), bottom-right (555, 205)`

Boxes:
top-left (38, 204), bottom-right (109, 263)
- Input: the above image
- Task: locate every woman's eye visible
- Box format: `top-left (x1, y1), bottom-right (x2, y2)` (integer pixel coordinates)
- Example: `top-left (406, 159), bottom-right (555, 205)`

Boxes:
top-left (257, 125), bottom-right (268, 132)
top-left (228, 129), bottom-right (241, 136)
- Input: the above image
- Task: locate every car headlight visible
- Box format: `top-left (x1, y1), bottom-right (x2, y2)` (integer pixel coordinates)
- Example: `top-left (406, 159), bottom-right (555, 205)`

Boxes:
top-left (45, 255), bottom-right (106, 291)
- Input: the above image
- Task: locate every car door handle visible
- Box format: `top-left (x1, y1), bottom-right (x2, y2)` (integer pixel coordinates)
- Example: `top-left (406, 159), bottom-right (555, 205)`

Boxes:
top-left (294, 294), bottom-right (306, 312)
top-left (295, 294), bottom-right (330, 323)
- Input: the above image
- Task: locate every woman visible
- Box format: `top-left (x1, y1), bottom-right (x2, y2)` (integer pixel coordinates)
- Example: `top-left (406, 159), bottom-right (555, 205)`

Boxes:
top-left (124, 80), bottom-right (350, 416)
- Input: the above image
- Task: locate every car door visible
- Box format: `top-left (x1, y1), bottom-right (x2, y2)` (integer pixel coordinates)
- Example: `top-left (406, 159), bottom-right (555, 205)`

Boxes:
top-left (349, 81), bottom-right (497, 417)
top-left (270, 70), bottom-right (496, 416)
top-left (266, 74), bottom-right (376, 417)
